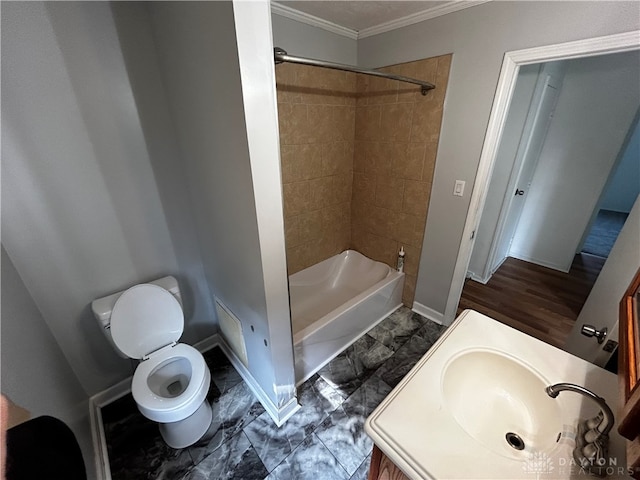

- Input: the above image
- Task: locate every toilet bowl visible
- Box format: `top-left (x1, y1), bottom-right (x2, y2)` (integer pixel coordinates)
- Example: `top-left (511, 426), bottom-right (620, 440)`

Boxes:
top-left (93, 279), bottom-right (212, 449)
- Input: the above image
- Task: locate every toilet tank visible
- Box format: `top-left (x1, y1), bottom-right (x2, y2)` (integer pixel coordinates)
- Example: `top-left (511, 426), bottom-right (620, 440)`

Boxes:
top-left (91, 275), bottom-right (183, 359)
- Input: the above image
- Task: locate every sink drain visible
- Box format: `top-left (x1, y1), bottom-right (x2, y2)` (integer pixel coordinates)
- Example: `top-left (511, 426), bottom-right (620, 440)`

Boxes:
top-left (505, 432), bottom-right (525, 450)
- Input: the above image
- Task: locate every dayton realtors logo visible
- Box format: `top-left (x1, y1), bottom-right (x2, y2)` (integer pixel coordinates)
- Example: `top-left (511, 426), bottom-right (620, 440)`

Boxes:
top-left (523, 451), bottom-right (637, 478)
top-left (522, 451), bottom-right (554, 479)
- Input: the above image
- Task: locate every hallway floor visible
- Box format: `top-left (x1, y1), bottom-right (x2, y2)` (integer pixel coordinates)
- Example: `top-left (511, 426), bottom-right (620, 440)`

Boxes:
top-left (458, 253), bottom-right (605, 348)
top-left (100, 307), bottom-right (446, 480)
top-left (582, 209), bottom-right (628, 258)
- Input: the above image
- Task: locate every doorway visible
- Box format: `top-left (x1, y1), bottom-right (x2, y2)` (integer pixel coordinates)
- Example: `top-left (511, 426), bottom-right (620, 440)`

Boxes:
top-left (449, 32), bottom-right (640, 367)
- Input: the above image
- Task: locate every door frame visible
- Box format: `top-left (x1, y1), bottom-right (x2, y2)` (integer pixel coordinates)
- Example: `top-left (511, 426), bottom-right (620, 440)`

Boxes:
top-left (444, 30), bottom-right (640, 325)
top-left (482, 68), bottom-right (563, 282)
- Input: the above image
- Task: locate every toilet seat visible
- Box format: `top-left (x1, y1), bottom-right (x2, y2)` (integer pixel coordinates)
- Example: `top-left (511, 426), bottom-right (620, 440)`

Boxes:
top-left (110, 284), bottom-right (211, 424)
top-left (132, 343), bottom-right (210, 424)
top-left (110, 284), bottom-right (183, 359)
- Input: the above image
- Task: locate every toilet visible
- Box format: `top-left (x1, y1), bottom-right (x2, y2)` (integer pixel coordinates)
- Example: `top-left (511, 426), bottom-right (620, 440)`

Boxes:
top-left (92, 276), bottom-right (212, 449)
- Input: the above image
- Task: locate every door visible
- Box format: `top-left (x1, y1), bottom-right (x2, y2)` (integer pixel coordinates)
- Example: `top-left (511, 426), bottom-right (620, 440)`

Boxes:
top-left (565, 195), bottom-right (640, 366)
top-left (488, 71), bottom-right (563, 274)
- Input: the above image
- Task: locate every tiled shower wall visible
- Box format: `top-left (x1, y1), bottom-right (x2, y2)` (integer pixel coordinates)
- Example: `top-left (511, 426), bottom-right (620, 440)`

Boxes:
top-left (352, 55), bottom-right (452, 305)
top-left (276, 64), bottom-right (357, 274)
top-left (276, 54), bottom-right (451, 306)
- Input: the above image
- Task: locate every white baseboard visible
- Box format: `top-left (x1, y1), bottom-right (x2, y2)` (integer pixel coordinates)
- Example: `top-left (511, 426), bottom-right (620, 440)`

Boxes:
top-left (215, 336), bottom-right (300, 427)
top-left (89, 332), bottom-right (300, 479)
top-left (509, 251), bottom-right (571, 273)
top-left (467, 271), bottom-right (491, 284)
top-left (411, 301), bottom-right (446, 325)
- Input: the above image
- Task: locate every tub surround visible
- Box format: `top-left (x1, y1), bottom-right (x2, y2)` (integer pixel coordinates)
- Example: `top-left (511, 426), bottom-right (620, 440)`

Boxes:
top-left (276, 55), bottom-right (452, 306)
top-left (351, 54), bottom-right (451, 306)
top-left (277, 63), bottom-right (357, 275)
top-left (290, 250), bottom-right (404, 383)
top-left (366, 310), bottom-right (626, 480)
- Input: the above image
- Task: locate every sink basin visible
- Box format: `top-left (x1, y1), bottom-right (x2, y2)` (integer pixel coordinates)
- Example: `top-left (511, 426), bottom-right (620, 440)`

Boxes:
top-left (441, 350), bottom-right (562, 459)
top-left (365, 310), bottom-right (625, 479)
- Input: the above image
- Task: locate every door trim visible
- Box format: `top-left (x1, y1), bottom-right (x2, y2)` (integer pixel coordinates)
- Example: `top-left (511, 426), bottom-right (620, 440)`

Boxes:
top-left (444, 30), bottom-right (640, 325)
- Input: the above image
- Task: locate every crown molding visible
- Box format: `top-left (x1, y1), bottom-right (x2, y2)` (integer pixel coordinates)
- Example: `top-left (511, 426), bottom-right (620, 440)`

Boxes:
top-left (270, 2), bottom-right (358, 40)
top-left (271, 1), bottom-right (491, 41)
top-left (358, 1), bottom-right (491, 39)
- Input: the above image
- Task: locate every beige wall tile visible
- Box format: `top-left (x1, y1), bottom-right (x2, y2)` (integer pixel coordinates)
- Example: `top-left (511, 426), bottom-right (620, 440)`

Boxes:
top-left (402, 180), bottom-right (431, 217)
top-left (375, 175), bottom-right (404, 211)
top-left (393, 213), bottom-right (418, 247)
top-left (352, 172), bottom-right (376, 205)
top-left (284, 215), bottom-right (301, 248)
top-left (287, 243), bottom-right (309, 275)
top-left (353, 141), bottom-right (369, 173)
top-left (278, 53), bottom-right (451, 306)
top-left (380, 103), bottom-right (414, 142)
top-left (283, 181), bottom-right (312, 217)
top-left (298, 210), bottom-right (324, 244)
top-left (392, 143), bottom-right (426, 180)
top-left (321, 141), bottom-right (352, 176)
top-left (309, 176), bottom-right (333, 210)
top-left (355, 105), bottom-right (382, 141)
top-left (365, 74), bottom-right (399, 105)
top-left (402, 244), bottom-right (421, 277)
top-left (410, 107), bottom-right (443, 143)
top-left (281, 144), bottom-right (323, 184)
top-left (402, 273), bottom-right (417, 306)
top-left (334, 172), bottom-right (353, 205)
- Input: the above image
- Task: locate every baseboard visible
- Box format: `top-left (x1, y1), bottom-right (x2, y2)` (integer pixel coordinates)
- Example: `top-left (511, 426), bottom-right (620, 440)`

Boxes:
top-left (509, 252), bottom-right (571, 273)
top-left (467, 271), bottom-right (491, 284)
top-left (215, 336), bottom-right (300, 427)
top-left (89, 331), bottom-right (301, 476)
top-left (89, 332), bottom-right (224, 480)
top-left (411, 301), bottom-right (446, 325)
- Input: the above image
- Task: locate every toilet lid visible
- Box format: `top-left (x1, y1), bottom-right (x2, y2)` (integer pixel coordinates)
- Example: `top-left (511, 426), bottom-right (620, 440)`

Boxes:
top-left (110, 284), bottom-right (183, 359)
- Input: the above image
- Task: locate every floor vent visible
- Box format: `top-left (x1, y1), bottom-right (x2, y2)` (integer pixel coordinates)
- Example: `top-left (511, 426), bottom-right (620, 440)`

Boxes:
top-left (215, 299), bottom-right (249, 368)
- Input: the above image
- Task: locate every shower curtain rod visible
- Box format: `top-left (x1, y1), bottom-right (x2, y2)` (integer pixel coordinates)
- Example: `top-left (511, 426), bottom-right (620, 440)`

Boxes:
top-left (274, 47), bottom-right (435, 95)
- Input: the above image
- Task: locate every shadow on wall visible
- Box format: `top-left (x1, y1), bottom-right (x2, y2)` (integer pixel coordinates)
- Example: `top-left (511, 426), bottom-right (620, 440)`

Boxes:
top-left (276, 54), bottom-right (452, 306)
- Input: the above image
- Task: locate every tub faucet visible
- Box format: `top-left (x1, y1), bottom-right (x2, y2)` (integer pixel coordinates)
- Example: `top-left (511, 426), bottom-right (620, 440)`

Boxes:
top-left (546, 383), bottom-right (614, 477)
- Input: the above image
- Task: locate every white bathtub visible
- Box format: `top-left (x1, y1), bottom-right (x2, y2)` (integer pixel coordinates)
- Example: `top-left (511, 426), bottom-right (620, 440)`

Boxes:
top-left (290, 250), bottom-right (404, 384)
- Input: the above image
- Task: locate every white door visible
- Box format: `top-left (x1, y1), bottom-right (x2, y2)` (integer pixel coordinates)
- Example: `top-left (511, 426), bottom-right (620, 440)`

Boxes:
top-left (488, 71), bottom-right (563, 274)
top-left (565, 195), bottom-right (640, 366)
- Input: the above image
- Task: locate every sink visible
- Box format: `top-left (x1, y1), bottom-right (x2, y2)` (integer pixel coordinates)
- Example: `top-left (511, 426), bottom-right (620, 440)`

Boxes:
top-left (442, 349), bottom-right (562, 459)
top-left (365, 310), bottom-right (626, 479)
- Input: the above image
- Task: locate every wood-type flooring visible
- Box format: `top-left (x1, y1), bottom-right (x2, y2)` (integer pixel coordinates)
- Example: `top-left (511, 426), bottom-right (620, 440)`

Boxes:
top-left (458, 253), bottom-right (606, 348)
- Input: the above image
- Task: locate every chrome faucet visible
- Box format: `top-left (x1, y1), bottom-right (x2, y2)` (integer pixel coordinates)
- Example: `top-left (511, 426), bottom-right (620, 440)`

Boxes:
top-left (546, 383), bottom-right (614, 477)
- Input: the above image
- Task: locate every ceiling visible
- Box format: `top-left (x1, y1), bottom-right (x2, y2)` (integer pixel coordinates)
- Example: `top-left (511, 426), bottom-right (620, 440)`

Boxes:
top-left (273, 1), bottom-right (487, 37)
top-left (278, 1), bottom-right (450, 31)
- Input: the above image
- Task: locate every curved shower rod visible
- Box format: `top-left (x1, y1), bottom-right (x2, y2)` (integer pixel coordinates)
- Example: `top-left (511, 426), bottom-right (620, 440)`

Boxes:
top-left (273, 47), bottom-right (435, 96)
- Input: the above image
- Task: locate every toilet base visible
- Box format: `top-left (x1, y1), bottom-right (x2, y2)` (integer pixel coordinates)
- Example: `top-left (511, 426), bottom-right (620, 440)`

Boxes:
top-left (158, 400), bottom-right (213, 449)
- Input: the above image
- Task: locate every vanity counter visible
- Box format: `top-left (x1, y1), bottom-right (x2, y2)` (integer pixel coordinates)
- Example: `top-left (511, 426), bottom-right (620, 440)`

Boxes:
top-left (365, 310), bottom-right (629, 479)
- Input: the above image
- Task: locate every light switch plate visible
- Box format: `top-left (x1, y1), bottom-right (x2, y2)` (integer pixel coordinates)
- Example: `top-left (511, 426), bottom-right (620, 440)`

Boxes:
top-left (454, 180), bottom-right (465, 197)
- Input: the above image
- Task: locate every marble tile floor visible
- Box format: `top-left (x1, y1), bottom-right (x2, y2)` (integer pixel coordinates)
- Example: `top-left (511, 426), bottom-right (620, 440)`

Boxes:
top-left (100, 306), bottom-right (446, 480)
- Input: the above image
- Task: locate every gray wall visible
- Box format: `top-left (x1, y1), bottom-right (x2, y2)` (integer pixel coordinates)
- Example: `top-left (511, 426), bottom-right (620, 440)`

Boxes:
top-left (271, 13), bottom-right (357, 65)
top-left (600, 119), bottom-right (640, 214)
top-left (1, 246), bottom-right (95, 479)
top-left (145, 1), bottom-right (295, 410)
top-left (1, 1), bottom-right (215, 396)
top-left (357, 1), bottom-right (640, 318)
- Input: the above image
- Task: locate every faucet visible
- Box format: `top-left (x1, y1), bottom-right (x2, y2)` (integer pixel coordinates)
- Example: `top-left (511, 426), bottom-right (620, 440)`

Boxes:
top-left (546, 383), bottom-right (614, 477)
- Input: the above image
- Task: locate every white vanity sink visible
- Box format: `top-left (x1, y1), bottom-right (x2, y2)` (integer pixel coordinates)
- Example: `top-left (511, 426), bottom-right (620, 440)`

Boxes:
top-left (442, 349), bottom-right (563, 459)
top-left (365, 310), bottom-right (628, 479)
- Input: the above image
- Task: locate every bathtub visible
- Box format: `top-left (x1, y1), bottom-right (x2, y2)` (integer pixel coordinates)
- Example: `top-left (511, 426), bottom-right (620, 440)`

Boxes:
top-left (290, 250), bottom-right (404, 384)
